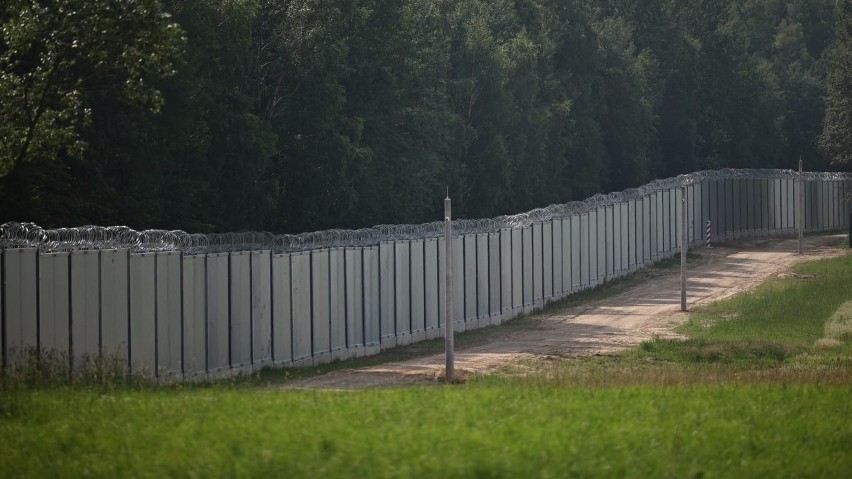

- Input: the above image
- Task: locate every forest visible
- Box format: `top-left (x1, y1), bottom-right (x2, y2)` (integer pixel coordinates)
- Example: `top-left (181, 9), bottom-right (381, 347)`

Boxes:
top-left (1, 0), bottom-right (851, 234)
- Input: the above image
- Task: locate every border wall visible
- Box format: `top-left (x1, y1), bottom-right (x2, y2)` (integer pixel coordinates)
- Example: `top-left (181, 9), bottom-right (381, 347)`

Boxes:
top-left (2, 169), bottom-right (850, 379)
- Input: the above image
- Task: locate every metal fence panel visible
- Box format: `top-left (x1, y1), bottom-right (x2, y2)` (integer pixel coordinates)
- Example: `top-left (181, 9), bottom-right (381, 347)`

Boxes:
top-left (311, 250), bottom-right (331, 360)
top-left (379, 242), bottom-right (395, 346)
top-left (532, 223), bottom-right (543, 305)
top-left (271, 254), bottom-right (292, 365)
top-left (571, 215), bottom-right (581, 290)
top-left (182, 255), bottom-right (206, 375)
top-left (511, 228), bottom-right (523, 309)
top-left (424, 239), bottom-right (440, 336)
top-left (543, 222), bottom-right (553, 299)
top-left (4, 248), bottom-right (37, 360)
top-left (668, 188), bottom-right (677, 252)
top-left (488, 233), bottom-right (501, 321)
top-left (71, 251), bottom-right (99, 362)
top-left (561, 219), bottom-right (572, 292)
top-left (251, 251), bottom-right (273, 366)
top-left (329, 248), bottom-right (346, 357)
top-left (100, 250), bottom-right (129, 362)
top-left (38, 252), bottom-right (69, 355)
top-left (410, 240), bottom-right (426, 340)
top-left (290, 252), bottom-right (312, 362)
top-left (522, 227), bottom-right (533, 308)
top-left (130, 253), bottom-right (156, 374)
top-left (344, 249), bottom-right (364, 350)
top-left (580, 213), bottom-right (590, 287)
top-left (552, 220), bottom-right (563, 295)
top-left (674, 188), bottom-right (683, 251)
top-left (453, 236), bottom-right (465, 329)
top-left (605, 206), bottom-right (614, 278)
top-left (764, 179), bottom-right (772, 231)
top-left (438, 239), bottom-right (447, 329)
top-left (363, 247), bottom-right (380, 349)
top-left (476, 234), bottom-right (489, 320)
top-left (596, 207), bottom-right (606, 283)
top-left (394, 241), bottom-right (411, 342)
top-left (642, 196), bottom-right (651, 263)
top-left (499, 229), bottom-right (511, 315)
top-left (619, 203), bottom-right (629, 273)
top-left (647, 192), bottom-right (660, 263)
top-left (206, 254), bottom-right (230, 370)
top-left (229, 252), bottom-right (251, 369)
top-left (464, 235), bottom-right (477, 324)
top-left (156, 252), bottom-right (181, 377)
top-left (627, 199), bottom-right (637, 267)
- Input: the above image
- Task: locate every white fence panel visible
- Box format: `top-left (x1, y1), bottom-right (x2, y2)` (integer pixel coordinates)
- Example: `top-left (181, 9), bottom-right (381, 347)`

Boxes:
top-left (271, 253), bottom-right (292, 365)
top-left (71, 251), bottom-right (99, 363)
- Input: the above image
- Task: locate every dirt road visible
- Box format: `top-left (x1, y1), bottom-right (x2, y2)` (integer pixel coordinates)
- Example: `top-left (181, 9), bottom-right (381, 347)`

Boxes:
top-left (284, 235), bottom-right (849, 389)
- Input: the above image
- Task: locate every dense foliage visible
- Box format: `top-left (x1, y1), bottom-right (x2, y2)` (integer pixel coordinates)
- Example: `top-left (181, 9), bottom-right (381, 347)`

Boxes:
top-left (0, 0), bottom-right (849, 233)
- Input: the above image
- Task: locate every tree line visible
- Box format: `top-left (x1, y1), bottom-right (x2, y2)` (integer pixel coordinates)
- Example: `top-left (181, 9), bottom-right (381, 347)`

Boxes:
top-left (1, 0), bottom-right (850, 234)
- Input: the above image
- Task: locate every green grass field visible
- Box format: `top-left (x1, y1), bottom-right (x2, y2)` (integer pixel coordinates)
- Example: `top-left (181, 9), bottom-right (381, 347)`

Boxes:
top-left (2, 250), bottom-right (851, 478)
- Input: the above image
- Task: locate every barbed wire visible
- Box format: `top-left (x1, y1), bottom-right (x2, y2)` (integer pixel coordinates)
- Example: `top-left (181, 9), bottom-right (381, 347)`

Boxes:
top-left (2, 169), bottom-right (850, 254)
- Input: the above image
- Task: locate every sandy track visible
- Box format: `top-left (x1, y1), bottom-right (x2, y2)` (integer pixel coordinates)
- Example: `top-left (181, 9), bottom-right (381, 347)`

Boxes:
top-left (283, 235), bottom-right (849, 390)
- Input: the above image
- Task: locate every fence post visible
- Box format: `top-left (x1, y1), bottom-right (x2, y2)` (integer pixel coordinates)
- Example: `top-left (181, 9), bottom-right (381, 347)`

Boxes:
top-left (444, 194), bottom-right (454, 383)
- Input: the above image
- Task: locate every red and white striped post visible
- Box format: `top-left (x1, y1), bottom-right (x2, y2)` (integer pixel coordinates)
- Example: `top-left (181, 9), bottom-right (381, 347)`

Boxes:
top-left (705, 220), bottom-right (712, 248)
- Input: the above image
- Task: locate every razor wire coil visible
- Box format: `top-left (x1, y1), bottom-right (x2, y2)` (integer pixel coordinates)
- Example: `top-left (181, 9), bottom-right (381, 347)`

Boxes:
top-left (2, 169), bottom-right (850, 254)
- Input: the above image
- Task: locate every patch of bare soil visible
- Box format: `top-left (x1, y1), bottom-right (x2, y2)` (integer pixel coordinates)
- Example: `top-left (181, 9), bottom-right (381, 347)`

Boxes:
top-left (281, 235), bottom-right (849, 390)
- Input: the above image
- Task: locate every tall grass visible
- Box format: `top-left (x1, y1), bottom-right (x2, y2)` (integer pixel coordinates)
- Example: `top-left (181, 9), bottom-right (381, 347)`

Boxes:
top-left (2, 384), bottom-right (850, 478)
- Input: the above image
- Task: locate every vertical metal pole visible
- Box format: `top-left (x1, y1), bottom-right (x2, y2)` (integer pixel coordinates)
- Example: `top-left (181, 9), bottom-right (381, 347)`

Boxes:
top-left (798, 159), bottom-right (804, 255)
top-left (444, 195), bottom-right (455, 383)
top-left (680, 186), bottom-right (687, 312)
